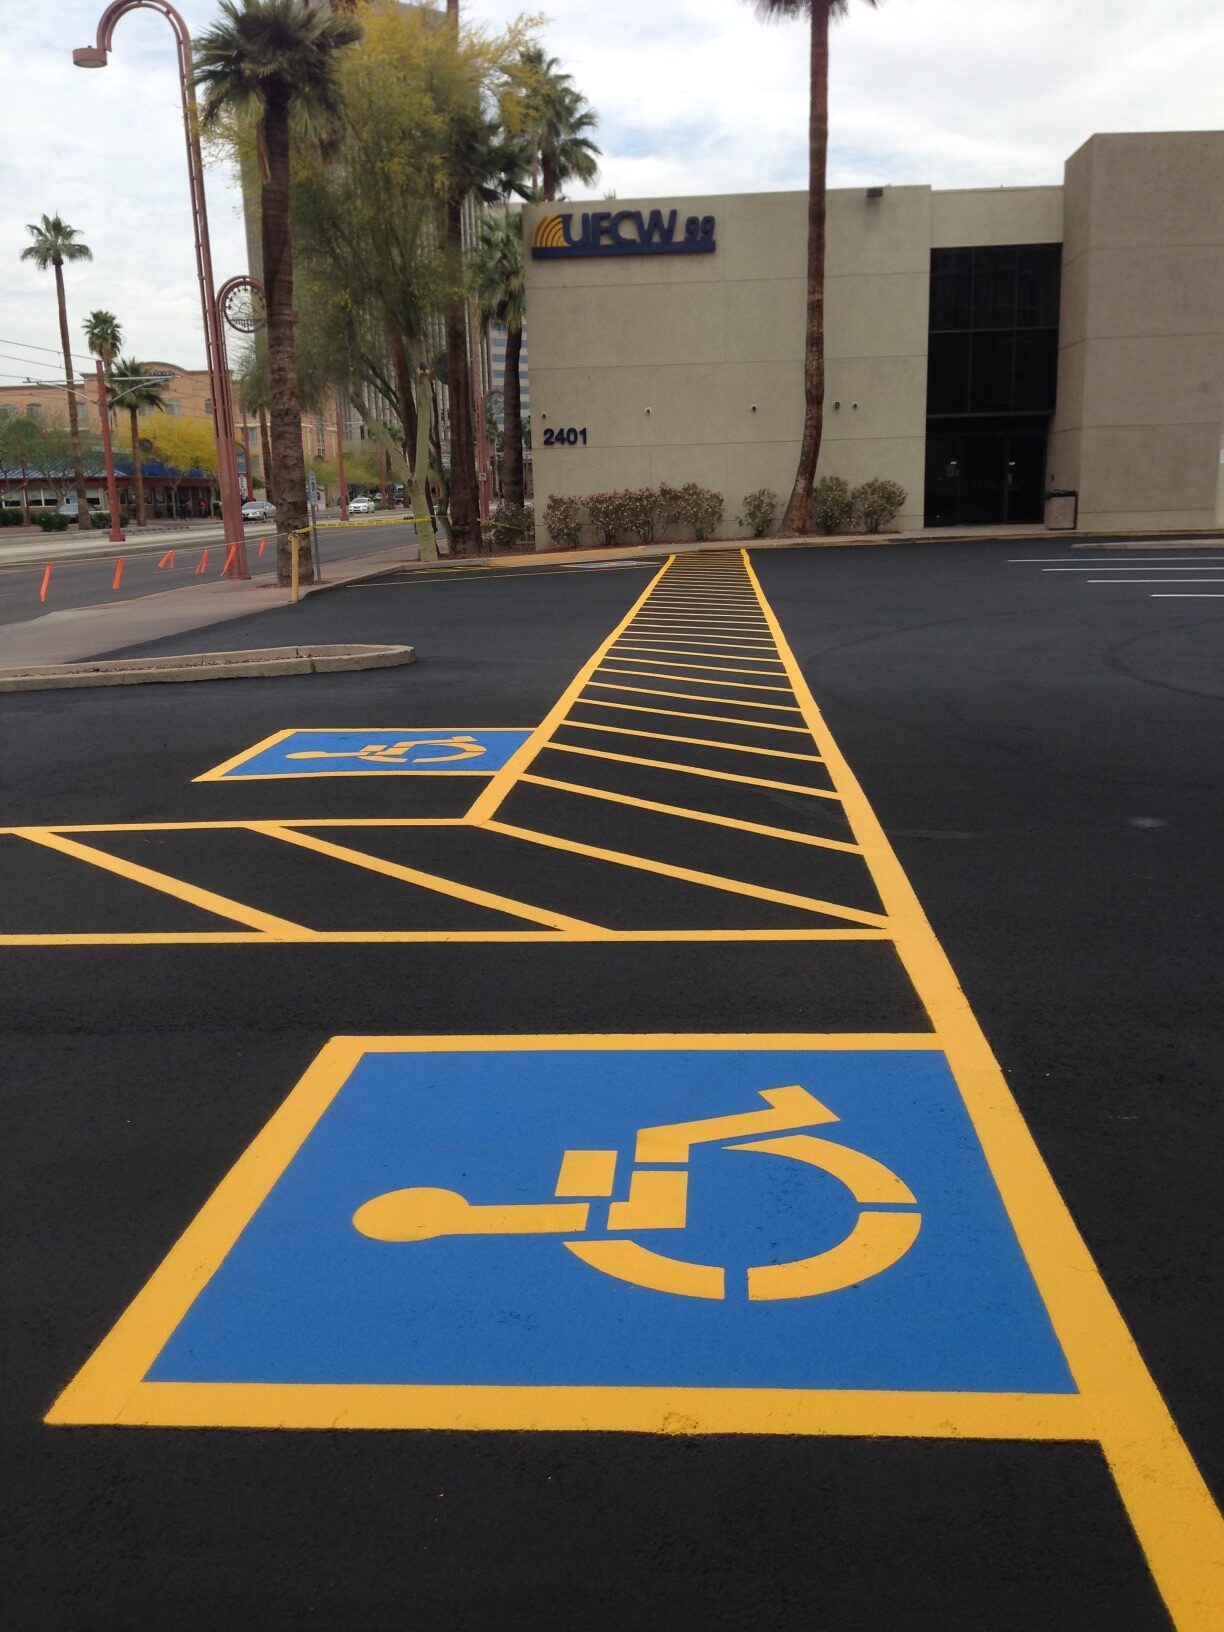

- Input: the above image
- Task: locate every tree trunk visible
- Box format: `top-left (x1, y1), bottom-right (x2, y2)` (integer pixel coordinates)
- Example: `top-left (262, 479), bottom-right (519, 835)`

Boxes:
top-left (335, 397), bottom-right (348, 521)
top-left (428, 383), bottom-right (451, 552)
top-left (387, 319), bottom-right (418, 473)
top-left (54, 258), bottom-right (89, 529)
top-left (128, 406), bottom-right (145, 526)
top-left (259, 408), bottom-right (274, 503)
top-left (261, 92), bottom-right (311, 584)
top-left (502, 320), bottom-right (524, 508)
top-left (411, 374), bottom-right (438, 562)
top-left (19, 461), bottom-right (31, 525)
top-left (542, 153), bottom-right (558, 203)
top-left (443, 196), bottom-right (480, 553)
top-left (783, 1), bottom-right (831, 536)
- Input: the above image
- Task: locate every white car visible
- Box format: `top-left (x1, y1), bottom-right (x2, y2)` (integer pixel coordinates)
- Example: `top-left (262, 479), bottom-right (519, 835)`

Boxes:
top-left (348, 494), bottom-right (376, 514)
top-left (242, 499), bottom-right (275, 523)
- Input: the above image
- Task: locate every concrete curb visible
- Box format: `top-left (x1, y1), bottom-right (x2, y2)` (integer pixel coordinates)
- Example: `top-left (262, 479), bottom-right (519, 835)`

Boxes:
top-left (357, 526), bottom-right (1224, 579)
top-left (0, 642), bottom-right (414, 693)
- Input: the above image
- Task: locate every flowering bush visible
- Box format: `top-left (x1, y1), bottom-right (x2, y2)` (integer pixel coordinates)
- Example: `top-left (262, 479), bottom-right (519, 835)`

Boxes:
top-left (737, 488), bottom-right (778, 538)
top-left (490, 501), bottom-right (534, 552)
top-left (851, 478), bottom-right (907, 533)
top-left (618, 487), bottom-right (664, 544)
top-left (543, 493), bottom-right (583, 549)
top-left (810, 475), bottom-right (854, 534)
top-left (582, 491), bottom-right (628, 546)
top-left (660, 481), bottom-right (724, 541)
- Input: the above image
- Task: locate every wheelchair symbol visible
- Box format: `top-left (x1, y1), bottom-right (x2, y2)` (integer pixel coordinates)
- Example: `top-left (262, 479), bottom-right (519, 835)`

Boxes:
top-left (353, 1086), bottom-right (921, 1301)
top-left (285, 735), bottom-right (487, 766)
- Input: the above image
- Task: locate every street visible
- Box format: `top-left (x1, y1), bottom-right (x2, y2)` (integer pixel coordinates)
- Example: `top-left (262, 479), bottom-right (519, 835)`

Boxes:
top-left (1, 538), bottom-right (1219, 1629)
top-left (0, 519), bottom-right (420, 631)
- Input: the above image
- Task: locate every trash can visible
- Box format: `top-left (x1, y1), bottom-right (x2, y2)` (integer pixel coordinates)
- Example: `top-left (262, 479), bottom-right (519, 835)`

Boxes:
top-left (1044, 489), bottom-right (1078, 530)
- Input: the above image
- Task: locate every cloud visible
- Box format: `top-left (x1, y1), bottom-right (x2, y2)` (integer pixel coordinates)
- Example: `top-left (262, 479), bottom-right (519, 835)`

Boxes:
top-left (3, 0), bottom-right (1220, 369)
top-left (474, 0), bottom-right (1224, 196)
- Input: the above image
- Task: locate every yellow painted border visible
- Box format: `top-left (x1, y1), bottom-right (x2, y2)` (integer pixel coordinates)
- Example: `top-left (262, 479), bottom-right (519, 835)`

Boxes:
top-left (738, 548), bottom-right (1224, 1630)
top-left (194, 728), bottom-right (533, 784)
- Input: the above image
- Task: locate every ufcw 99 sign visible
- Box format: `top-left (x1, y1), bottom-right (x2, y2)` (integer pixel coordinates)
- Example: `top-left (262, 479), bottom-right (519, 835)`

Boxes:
top-left (532, 208), bottom-right (717, 260)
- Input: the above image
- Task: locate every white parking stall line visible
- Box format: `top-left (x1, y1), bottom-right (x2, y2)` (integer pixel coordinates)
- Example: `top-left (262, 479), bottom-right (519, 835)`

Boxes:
top-left (1042, 565), bottom-right (1224, 572)
top-left (1087, 579), bottom-right (1224, 585)
top-left (1010, 556), bottom-right (1224, 565)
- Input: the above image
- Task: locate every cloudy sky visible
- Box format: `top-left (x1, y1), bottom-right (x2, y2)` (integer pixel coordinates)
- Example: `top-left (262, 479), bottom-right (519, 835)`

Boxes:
top-left (2, 0), bottom-right (1220, 374)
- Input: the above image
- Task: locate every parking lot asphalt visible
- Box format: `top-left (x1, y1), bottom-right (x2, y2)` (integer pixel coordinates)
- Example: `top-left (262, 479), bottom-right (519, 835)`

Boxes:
top-left (1, 538), bottom-right (1220, 1630)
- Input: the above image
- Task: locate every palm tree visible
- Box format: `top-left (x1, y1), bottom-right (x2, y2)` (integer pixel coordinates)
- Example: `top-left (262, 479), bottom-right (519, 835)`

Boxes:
top-left (751, 1), bottom-right (877, 533)
top-left (515, 48), bottom-right (600, 202)
top-left (83, 310), bottom-right (122, 371)
top-left (441, 107), bottom-right (528, 554)
top-left (471, 211), bottom-right (526, 509)
top-left (194, 0), bottom-right (361, 586)
top-left (108, 357), bottom-right (167, 527)
top-left (20, 215), bottom-right (92, 528)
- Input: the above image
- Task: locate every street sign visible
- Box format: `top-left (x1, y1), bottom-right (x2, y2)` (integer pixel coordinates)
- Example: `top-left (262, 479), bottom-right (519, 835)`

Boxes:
top-left (196, 728), bottom-right (533, 781)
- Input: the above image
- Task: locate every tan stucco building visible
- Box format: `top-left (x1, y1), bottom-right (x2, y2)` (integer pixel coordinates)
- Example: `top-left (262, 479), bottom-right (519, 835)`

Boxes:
top-left (524, 131), bottom-right (1224, 544)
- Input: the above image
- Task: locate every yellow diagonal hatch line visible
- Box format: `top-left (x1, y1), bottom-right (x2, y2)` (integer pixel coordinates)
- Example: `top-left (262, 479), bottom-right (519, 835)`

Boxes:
top-left (13, 828), bottom-right (316, 940)
top-left (250, 823), bottom-right (609, 936)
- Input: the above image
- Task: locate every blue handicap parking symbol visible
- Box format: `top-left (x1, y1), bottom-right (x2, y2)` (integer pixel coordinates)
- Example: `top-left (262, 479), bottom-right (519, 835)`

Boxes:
top-left (145, 1043), bottom-right (1076, 1397)
top-left (208, 728), bottom-right (532, 779)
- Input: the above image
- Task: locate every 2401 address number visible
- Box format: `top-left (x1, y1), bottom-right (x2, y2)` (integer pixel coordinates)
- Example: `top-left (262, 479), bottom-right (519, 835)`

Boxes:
top-left (542, 427), bottom-right (588, 446)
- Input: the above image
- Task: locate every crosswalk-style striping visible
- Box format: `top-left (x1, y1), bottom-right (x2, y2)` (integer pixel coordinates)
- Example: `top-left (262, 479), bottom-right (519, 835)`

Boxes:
top-left (0, 551), bottom-right (886, 942)
top-left (484, 552), bottom-right (885, 930)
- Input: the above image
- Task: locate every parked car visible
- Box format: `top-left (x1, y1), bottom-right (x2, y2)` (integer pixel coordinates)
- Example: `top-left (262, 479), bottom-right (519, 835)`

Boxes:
top-left (57, 498), bottom-right (97, 519)
top-left (241, 499), bottom-right (275, 523)
top-left (348, 494), bottom-right (376, 514)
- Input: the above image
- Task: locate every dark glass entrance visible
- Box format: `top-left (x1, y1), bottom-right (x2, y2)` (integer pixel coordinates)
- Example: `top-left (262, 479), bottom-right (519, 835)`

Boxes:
top-left (925, 422), bottom-right (1047, 526)
top-left (924, 244), bottom-right (1060, 526)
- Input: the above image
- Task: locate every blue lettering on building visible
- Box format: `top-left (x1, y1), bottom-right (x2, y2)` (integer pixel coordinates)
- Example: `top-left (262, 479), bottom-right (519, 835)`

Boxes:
top-left (532, 209), bottom-right (716, 260)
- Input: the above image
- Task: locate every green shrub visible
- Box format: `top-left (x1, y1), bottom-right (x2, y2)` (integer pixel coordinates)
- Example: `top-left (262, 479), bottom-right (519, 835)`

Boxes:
top-left (543, 494), bottom-right (583, 549)
top-left (810, 475), bottom-right (854, 534)
top-left (583, 490), bottom-right (627, 547)
top-left (660, 482), bottom-right (724, 541)
top-left (618, 488), bottom-right (663, 544)
top-left (851, 478), bottom-right (907, 533)
top-left (737, 489), bottom-right (778, 538)
top-left (490, 501), bottom-right (534, 552)
top-left (0, 507), bottom-right (24, 527)
top-left (34, 510), bottom-right (70, 532)
top-left (92, 510), bottom-right (132, 530)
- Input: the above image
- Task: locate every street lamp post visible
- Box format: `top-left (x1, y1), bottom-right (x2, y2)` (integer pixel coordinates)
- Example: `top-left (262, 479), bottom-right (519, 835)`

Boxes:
top-left (73, 1), bottom-right (248, 577)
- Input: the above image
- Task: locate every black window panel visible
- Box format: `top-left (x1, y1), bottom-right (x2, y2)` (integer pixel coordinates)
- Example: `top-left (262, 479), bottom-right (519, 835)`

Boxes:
top-left (972, 247), bottom-right (1018, 328)
top-left (969, 331), bottom-right (1015, 413)
top-left (929, 250), bottom-right (972, 329)
top-left (1017, 246), bottom-right (1061, 327)
top-left (927, 331), bottom-right (971, 415)
top-left (929, 243), bottom-right (1060, 335)
top-left (1013, 329), bottom-right (1058, 412)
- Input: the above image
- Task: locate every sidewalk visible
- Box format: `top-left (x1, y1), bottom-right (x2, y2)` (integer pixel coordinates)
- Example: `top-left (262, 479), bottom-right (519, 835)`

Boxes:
top-left (0, 510), bottom-right (405, 568)
top-left (0, 541), bottom-right (416, 667)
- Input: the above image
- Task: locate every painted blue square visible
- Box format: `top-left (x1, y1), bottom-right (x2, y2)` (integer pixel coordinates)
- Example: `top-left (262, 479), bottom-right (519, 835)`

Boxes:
top-left (147, 1048), bottom-right (1076, 1395)
top-left (218, 729), bottom-right (531, 778)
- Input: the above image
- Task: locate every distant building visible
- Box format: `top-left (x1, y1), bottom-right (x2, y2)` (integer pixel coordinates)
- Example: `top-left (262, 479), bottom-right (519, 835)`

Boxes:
top-left (0, 359), bottom-right (374, 511)
top-left (487, 320), bottom-right (530, 423)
